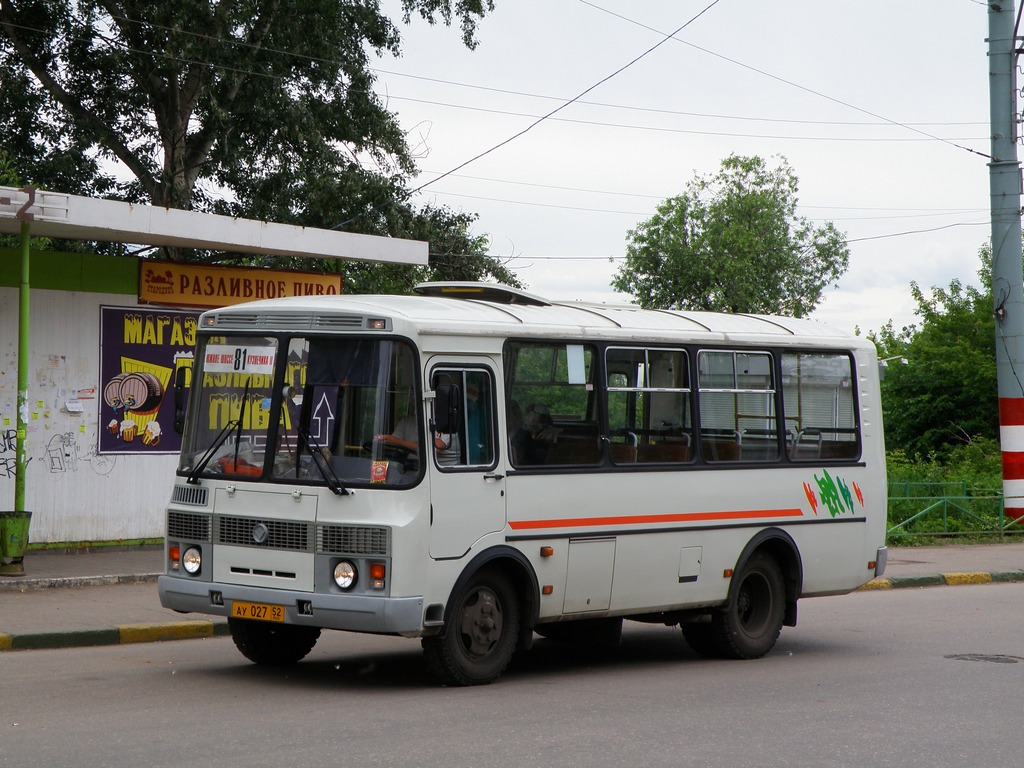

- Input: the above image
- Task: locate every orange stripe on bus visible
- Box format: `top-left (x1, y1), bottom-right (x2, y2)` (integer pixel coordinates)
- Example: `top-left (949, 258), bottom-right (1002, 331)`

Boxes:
top-left (508, 508), bottom-right (804, 531)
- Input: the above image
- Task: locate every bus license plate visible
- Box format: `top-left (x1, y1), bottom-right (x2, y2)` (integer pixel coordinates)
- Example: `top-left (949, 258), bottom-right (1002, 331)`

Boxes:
top-left (231, 601), bottom-right (285, 623)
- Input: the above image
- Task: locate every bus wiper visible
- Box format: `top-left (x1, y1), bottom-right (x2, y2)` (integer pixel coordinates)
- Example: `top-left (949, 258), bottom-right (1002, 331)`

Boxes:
top-left (186, 378), bottom-right (252, 485)
top-left (186, 419), bottom-right (238, 485)
top-left (295, 424), bottom-right (349, 496)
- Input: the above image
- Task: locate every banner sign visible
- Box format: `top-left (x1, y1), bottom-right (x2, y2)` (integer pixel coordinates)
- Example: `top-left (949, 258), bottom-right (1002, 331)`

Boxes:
top-left (203, 344), bottom-right (277, 375)
top-left (99, 306), bottom-right (199, 454)
top-left (138, 261), bottom-right (342, 308)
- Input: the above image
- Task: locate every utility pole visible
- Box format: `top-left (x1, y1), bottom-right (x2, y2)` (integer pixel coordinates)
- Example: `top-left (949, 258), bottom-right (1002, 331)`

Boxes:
top-left (988, 2), bottom-right (1024, 522)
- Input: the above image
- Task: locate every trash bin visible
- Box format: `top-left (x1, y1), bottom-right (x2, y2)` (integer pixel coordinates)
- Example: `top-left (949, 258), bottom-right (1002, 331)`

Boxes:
top-left (0, 511), bottom-right (31, 577)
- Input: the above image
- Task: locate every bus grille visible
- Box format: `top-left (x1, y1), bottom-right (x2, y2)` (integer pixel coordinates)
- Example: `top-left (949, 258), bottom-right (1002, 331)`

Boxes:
top-left (208, 312), bottom-right (365, 330)
top-left (313, 315), bottom-right (365, 330)
top-left (171, 485), bottom-right (209, 506)
top-left (317, 524), bottom-right (389, 556)
top-left (217, 516), bottom-right (312, 550)
top-left (168, 511), bottom-right (211, 542)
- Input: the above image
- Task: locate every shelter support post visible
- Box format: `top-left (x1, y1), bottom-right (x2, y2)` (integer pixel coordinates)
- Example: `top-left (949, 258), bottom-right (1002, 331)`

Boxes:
top-left (1, 219), bottom-right (31, 575)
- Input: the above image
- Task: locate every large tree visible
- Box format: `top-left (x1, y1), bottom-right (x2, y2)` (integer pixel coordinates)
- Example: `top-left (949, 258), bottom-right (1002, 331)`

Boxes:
top-left (0, 0), bottom-right (517, 290)
top-left (612, 154), bottom-right (849, 316)
top-left (871, 248), bottom-right (997, 458)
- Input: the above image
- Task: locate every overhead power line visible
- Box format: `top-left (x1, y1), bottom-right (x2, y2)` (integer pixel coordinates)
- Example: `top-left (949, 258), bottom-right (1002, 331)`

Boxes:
top-left (373, 67), bottom-right (984, 128)
top-left (580, 0), bottom-right (991, 160)
top-left (408, 0), bottom-right (725, 195)
top-left (389, 94), bottom-right (985, 143)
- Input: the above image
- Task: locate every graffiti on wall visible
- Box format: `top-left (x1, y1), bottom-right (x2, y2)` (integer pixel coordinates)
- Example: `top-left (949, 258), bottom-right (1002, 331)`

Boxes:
top-left (0, 429), bottom-right (18, 479)
top-left (0, 427), bottom-right (116, 480)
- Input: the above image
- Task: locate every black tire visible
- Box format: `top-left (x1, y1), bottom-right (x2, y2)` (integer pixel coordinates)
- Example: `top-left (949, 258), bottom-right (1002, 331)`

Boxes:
top-left (708, 552), bottom-right (786, 659)
top-left (228, 618), bottom-right (321, 665)
top-left (422, 569), bottom-right (520, 686)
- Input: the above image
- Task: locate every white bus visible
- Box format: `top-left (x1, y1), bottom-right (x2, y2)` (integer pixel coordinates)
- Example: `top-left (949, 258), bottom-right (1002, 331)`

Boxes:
top-left (158, 282), bottom-right (888, 685)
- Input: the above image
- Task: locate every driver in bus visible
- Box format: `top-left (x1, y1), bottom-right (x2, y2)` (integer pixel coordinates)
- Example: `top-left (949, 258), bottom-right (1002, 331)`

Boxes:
top-left (376, 403), bottom-right (422, 473)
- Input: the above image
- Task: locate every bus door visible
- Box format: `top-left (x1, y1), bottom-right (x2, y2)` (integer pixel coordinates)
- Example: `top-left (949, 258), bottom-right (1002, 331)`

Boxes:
top-left (427, 360), bottom-right (506, 559)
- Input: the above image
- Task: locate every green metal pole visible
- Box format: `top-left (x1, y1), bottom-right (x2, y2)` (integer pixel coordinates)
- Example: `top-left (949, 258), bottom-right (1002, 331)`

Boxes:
top-left (15, 219), bottom-right (29, 514)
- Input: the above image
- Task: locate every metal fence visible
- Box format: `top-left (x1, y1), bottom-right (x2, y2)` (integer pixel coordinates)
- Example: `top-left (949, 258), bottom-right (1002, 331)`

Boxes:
top-left (887, 481), bottom-right (1024, 542)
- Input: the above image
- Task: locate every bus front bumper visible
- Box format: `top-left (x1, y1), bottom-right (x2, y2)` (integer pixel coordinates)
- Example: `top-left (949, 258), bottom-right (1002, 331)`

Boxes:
top-left (158, 575), bottom-right (426, 635)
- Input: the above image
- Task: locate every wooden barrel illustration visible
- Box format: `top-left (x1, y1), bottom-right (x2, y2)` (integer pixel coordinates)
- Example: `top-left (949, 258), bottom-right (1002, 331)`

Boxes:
top-left (103, 374), bottom-right (128, 409)
top-left (119, 372), bottom-right (164, 413)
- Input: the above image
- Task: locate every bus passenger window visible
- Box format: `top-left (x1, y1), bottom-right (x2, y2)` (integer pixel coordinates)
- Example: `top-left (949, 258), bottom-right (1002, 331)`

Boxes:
top-left (606, 347), bottom-right (692, 465)
top-left (507, 342), bottom-right (598, 468)
top-left (697, 350), bottom-right (778, 463)
top-left (782, 352), bottom-right (860, 461)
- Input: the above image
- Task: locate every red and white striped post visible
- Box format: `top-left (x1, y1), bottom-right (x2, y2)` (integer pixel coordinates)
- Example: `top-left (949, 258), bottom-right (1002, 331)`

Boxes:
top-left (989, 4), bottom-right (1024, 523)
top-left (1000, 400), bottom-right (1024, 521)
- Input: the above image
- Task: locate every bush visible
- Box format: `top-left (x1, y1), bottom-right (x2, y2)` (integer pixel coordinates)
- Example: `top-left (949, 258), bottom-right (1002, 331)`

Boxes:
top-left (886, 436), bottom-right (1006, 542)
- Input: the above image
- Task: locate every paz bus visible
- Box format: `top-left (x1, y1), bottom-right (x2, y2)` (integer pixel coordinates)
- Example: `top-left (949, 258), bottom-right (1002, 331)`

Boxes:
top-left (158, 282), bottom-right (888, 685)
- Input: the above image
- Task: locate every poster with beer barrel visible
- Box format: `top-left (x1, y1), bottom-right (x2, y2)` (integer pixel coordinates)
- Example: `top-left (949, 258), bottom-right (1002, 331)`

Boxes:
top-left (99, 306), bottom-right (199, 454)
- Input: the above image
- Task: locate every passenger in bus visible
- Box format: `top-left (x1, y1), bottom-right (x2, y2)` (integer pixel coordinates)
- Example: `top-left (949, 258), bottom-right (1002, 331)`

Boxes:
top-left (434, 430), bottom-right (461, 465)
top-left (512, 402), bottom-right (560, 465)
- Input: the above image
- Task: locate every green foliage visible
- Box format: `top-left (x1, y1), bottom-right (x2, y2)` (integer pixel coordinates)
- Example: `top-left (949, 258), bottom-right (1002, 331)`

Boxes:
top-left (886, 437), bottom-right (1006, 542)
top-left (612, 154), bottom-right (849, 316)
top-left (0, 148), bottom-right (17, 186)
top-left (252, 202), bottom-right (522, 295)
top-left (0, 0), bottom-right (510, 287)
top-left (872, 249), bottom-right (997, 459)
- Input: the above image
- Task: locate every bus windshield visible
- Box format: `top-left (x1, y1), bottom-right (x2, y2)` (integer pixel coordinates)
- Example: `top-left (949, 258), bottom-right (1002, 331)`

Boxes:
top-left (178, 334), bottom-right (421, 487)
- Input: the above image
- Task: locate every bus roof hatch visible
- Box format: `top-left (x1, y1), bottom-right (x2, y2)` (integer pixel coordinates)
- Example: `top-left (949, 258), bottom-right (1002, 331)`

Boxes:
top-left (413, 282), bottom-right (551, 307)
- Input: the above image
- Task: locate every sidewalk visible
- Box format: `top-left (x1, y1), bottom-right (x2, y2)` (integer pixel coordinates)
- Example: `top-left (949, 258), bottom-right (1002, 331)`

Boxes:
top-left (2, 542), bottom-right (1024, 651)
top-left (0, 547), bottom-right (230, 650)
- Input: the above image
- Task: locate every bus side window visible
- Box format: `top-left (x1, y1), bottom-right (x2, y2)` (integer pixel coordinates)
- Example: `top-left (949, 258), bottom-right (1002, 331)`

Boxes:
top-left (607, 346), bottom-right (692, 465)
top-left (431, 368), bottom-right (497, 469)
top-left (782, 352), bottom-right (860, 462)
top-left (507, 341), bottom-right (597, 468)
top-left (697, 350), bottom-right (777, 463)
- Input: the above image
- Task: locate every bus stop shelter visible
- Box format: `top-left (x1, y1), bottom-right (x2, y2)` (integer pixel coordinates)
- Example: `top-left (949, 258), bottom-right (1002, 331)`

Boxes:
top-left (0, 185), bottom-right (428, 574)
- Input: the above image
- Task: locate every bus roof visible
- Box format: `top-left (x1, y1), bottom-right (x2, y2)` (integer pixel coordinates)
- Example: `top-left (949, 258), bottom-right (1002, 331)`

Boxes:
top-left (200, 282), bottom-right (868, 348)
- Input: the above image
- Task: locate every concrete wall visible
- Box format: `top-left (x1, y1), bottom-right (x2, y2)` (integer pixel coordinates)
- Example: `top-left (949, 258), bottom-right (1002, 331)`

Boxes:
top-left (1, 249), bottom-right (177, 544)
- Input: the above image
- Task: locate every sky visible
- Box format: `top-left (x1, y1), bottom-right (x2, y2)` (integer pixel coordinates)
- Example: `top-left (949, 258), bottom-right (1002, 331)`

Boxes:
top-left (368, 0), bottom-right (997, 336)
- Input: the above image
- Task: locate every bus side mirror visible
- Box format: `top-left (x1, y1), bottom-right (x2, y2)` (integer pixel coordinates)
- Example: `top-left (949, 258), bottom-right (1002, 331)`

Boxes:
top-left (173, 366), bottom-right (189, 435)
top-left (433, 383), bottom-right (462, 435)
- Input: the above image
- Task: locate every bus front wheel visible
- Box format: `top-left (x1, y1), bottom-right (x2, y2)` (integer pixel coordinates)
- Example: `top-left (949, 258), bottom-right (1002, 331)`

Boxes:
top-left (708, 552), bottom-right (786, 659)
top-left (422, 569), bottom-right (520, 686)
top-left (228, 618), bottom-right (321, 665)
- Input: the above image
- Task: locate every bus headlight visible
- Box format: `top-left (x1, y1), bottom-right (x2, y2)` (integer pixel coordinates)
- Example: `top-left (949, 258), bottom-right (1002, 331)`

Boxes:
top-left (182, 546), bottom-right (202, 575)
top-left (333, 561), bottom-right (357, 590)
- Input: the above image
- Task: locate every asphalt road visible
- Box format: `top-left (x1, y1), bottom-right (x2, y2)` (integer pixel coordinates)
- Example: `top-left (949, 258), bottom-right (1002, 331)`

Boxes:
top-left (1, 582), bottom-right (1021, 768)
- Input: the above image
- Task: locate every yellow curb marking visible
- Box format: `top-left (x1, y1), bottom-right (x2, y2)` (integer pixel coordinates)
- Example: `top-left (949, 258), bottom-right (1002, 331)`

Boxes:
top-left (119, 621), bottom-right (216, 644)
top-left (0, 633), bottom-right (11, 650)
top-left (942, 572), bottom-right (992, 586)
top-left (859, 579), bottom-right (893, 590)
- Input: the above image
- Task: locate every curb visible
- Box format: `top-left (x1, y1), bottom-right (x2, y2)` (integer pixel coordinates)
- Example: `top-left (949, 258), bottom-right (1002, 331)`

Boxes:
top-left (859, 570), bottom-right (1024, 590)
top-left (0, 619), bottom-right (230, 651)
top-left (0, 573), bottom-right (161, 593)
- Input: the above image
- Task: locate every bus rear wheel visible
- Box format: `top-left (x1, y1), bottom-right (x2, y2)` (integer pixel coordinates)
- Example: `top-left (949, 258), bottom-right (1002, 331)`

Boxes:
top-left (228, 618), bottom-right (321, 665)
top-left (422, 569), bottom-right (520, 686)
top-left (708, 552), bottom-right (785, 659)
